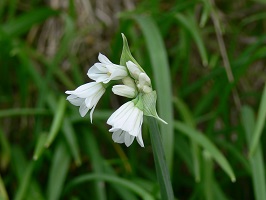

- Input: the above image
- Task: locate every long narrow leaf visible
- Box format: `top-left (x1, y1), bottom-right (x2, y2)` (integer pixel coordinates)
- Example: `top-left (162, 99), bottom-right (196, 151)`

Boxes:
top-left (174, 121), bottom-right (236, 182)
top-left (134, 15), bottom-right (174, 171)
top-left (241, 106), bottom-right (266, 200)
top-left (47, 142), bottom-right (71, 200)
top-left (65, 174), bottom-right (155, 200)
top-left (0, 174), bottom-right (9, 200)
top-left (249, 83), bottom-right (266, 156)
top-left (175, 13), bottom-right (208, 66)
top-left (45, 96), bottom-right (66, 147)
top-left (174, 97), bottom-right (201, 181)
top-left (62, 119), bottom-right (81, 166)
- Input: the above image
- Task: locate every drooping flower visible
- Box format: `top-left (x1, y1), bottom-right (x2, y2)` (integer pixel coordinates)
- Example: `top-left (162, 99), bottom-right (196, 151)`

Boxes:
top-left (107, 101), bottom-right (144, 147)
top-left (87, 53), bottom-right (128, 84)
top-left (65, 82), bottom-right (105, 122)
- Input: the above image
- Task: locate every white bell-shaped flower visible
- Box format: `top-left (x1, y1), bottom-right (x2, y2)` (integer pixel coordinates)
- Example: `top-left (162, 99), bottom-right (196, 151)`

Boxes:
top-left (112, 85), bottom-right (137, 98)
top-left (65, 82), bottom-right (105, 122)
top-left (87, 53), bottom-right (128, 84)
top-left (107, 101), bottom-right (144, 147)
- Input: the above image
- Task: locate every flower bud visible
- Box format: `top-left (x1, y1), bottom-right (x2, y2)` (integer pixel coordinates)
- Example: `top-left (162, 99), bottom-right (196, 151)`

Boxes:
top-left (112, 85), bottom-right (137, 98)
top-left (126, 61), bottom-right (142, 80)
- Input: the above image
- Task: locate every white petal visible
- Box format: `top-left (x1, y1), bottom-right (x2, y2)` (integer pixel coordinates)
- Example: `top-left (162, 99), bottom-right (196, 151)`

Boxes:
top-left (67, 82), bottom-right (100, 98)
top-left (89, 104), bottom-right (96, 123)
top-left (98, 53), bottom-right (113, 64)
top-left (94, 63), bottom-right (109, 72)
top-left (128, 110), bottom-right (143, 136)
top-left (112, 129), bottom-right (125, 143)
top-left (87, 64), bottom-right (108, 81)
top-left (136, 129), bottom-right (144, 147)
top-left (121, 107), bottom-right (139, 133)
top-left (109, 69), bottom-right (127, 81)
top-left (112, 103), bottom-right (134, 129)
top-left (107, 101), bottom-right (133, 125)
top-left (79, 102), bottom-right (89, 117)
top-left (66, 94), bottom-right (84, 106)
top-left (124, 133), bottom-right (134, 147)
top-left (96, 75), bottom-right (110, 83)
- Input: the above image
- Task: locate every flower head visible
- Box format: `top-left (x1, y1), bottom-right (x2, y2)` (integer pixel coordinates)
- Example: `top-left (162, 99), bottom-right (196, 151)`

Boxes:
top-left (65, 82), bottom-right (105, 122)
top-left (107, 101), bottom-right (144, 147)
top-left (87, 53), bottom-right (128, 84)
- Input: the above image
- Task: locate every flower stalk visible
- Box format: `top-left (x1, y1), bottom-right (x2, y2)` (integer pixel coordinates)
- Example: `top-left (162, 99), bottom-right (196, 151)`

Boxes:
top-left (147, 117), bottom-right (174, 200)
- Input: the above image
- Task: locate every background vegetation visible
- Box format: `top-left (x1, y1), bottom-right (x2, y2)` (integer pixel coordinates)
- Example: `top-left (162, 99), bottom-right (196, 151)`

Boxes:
top-left (1, 0), bottom-right (266, 199)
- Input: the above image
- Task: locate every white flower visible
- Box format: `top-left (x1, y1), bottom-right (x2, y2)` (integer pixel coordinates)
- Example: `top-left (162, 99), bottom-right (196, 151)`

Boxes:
top-left (107, 101), bottom-right (144, 147)
top-left (112, 85), bottom-right (137, 98)
top-left (87, 53), bottom-right (128, 83)
top-left (65, 82), bottom-right (105, 122)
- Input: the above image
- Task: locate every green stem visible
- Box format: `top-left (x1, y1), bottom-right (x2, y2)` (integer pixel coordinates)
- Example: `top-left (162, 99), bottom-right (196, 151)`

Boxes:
top-left (147, 117), bottom-right (174, 200)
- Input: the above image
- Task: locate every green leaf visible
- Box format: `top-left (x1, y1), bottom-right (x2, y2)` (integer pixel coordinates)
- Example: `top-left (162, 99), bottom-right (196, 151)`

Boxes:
top-left (0, 174), bottom-right (9, 200)
top-left (174, 121), bottom-right (236, 182)
top-left (249, 83), bottom-right (266, 156)
top-left (175, 12), bottom-right (208, 67)
top-left (241, 106), bottom-right (266, 200)
top-left (33, 133), bottom-right (47, 160)
top-left (174, 97), bottom-right (201, 182)
top-left (65, 173), bottom-right (155, 200)
top-left (14, 162), bottom-right (34, 200)
top-left (133, 15), bottom-right (174, 171)
top-left (47, 142), bottom-right (70, 200)
top-left (62, 119), bottom-right (82, 166)
top-left (45, 96), bottom-right (66, 147)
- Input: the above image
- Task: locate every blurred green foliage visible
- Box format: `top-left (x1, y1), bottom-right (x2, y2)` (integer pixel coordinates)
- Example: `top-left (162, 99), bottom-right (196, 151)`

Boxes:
top-left (0, 0), bottom-right (266, 199)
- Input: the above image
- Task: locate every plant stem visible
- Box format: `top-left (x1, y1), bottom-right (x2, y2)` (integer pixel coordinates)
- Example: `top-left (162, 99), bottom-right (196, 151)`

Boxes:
top-left (147, 117), bottom-right (174, 200)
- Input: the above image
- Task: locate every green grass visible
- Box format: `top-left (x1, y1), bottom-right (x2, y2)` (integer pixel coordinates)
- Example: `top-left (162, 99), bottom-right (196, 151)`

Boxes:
top-left (1, 0), bottom-right (266, 199)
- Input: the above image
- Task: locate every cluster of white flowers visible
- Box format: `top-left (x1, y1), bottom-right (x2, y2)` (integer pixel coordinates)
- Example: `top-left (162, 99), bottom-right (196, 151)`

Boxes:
top-left (66, 35), bottom-right (166, 147)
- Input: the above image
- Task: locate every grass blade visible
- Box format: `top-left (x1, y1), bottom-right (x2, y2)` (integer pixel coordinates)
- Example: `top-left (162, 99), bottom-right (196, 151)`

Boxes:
top-left (174, 97), bottom-right (201, 181)
top-left (175, 12), bottom-right (208, 67)
top-left (14, 162), bottom-right (34, 200)
top-left (33, 133), bottom-right (47, 160)
top-left (65, 174), bottom-right (155, 200)
top-left (0, 174), bottom-right (9, 200)
top-left (241, 106), bottom-right (266, 200)
top-left (174, 121), bottom-right (236, 182)
top-left (134, 15), bottom-right (174, 171)
top-left (62, 119), bottom-right (82, 166)
top-left (249, 83), bottom-right (266, 156)
top-left (202, 151), bottom-right (214, 200)
top-left (45, 96), bottom-right (66, 147)
top-left (82, 130), bottom-right (107, 200)
top-left (47, 142), bottom-right (71, 200)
